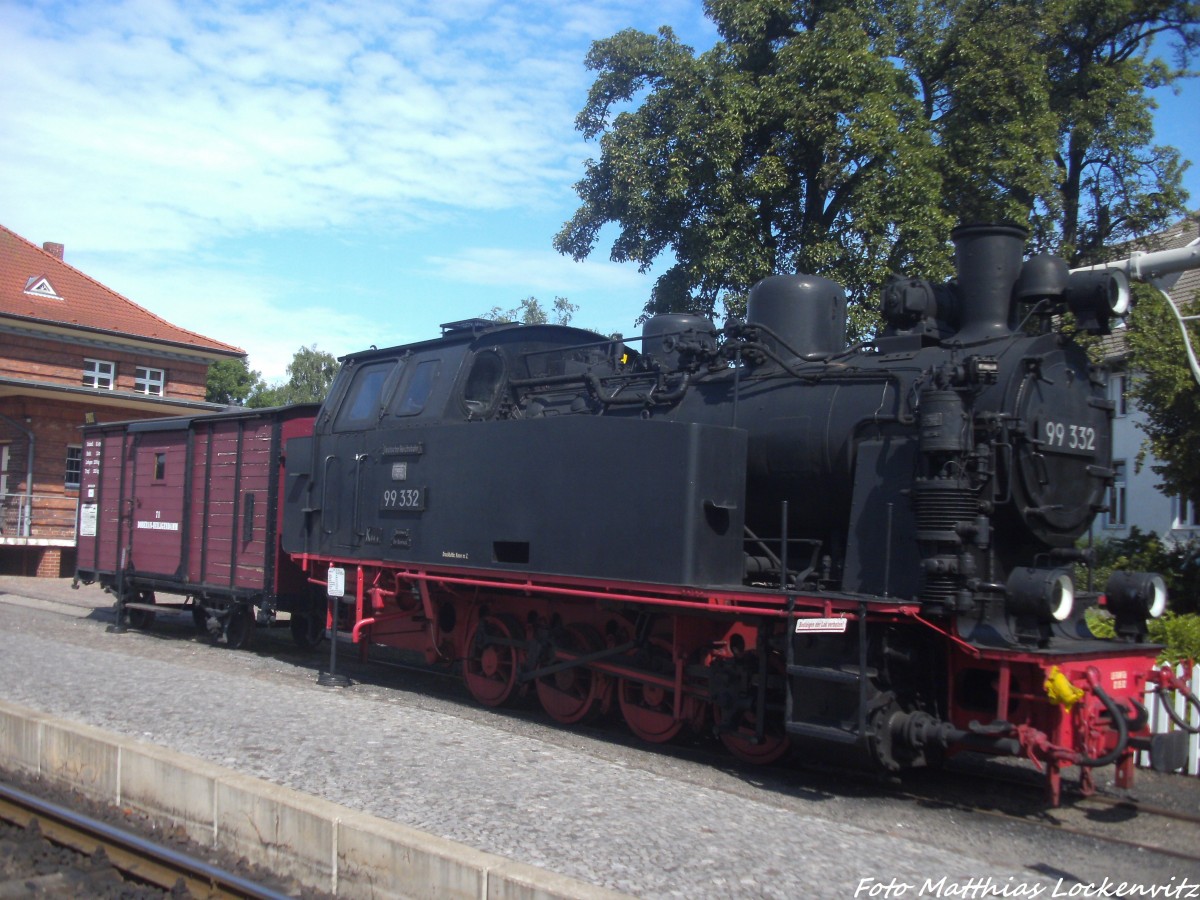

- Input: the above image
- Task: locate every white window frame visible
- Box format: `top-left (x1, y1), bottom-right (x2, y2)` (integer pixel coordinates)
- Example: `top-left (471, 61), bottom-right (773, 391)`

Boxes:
top-left (65, 445), bottom-right (82, 488)
top-left (134, 365), bottom-right (165, 396)
top-left (1112, 373), bottom-right (1128, 417)
top-left (83, 358), bottom-right (115, 390)
top-left (1107, 460), bottom-right (1127, 528)
top-left (1173, 496), bottom-right (1200, 530)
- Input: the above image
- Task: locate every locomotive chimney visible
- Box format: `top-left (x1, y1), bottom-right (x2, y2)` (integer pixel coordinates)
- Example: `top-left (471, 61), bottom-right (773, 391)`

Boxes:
top-left (950, 224), bottom-right (1027, 343)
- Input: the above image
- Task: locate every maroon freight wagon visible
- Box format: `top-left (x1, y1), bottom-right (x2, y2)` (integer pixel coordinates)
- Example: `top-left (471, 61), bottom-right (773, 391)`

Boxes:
top-left (74, 404), bottom-right (322, 649)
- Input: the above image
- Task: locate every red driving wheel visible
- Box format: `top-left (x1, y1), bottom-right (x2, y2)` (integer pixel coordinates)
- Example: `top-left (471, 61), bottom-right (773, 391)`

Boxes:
top-left (463, 614), bottom-right (523, 707)
top-left (536, 624), bottom-right (607, 725)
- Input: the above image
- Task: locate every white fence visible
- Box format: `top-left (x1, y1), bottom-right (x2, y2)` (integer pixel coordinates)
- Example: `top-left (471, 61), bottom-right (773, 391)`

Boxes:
top-left (1139, 662), bottom-right (1200, 776)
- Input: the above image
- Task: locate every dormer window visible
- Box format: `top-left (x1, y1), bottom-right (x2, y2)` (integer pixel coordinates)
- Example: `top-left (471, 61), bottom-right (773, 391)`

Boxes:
top-left (83, 358), bottom-right (115, 390)
top-left (24, 275), bottom-right (62, 300)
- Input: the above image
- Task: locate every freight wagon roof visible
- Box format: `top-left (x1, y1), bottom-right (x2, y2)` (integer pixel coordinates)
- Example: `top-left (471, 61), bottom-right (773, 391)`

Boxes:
top-left (0, 223), bottom-right (244, 358)
top-left (82, 402), bottom-right (320, 434)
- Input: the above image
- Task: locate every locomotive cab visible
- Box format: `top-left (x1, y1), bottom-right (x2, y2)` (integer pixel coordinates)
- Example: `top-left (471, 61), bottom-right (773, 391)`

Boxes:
top-left (283, 322), bottom-right (750, 588)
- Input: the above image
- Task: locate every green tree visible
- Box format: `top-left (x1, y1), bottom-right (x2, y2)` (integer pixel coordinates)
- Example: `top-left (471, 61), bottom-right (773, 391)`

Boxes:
top-left (1036, 0), bottom-right (1196, 260)
top-left (247, 345), bottom-right (339, 407)
top-left (556, 4), bottom-right (949, 336)
top-left (205, 357), bottom-right (262, 406)
top-left (485, 296), bottom-right (579, 326)
top-left (1126, 278), bottom-right (1200, 506)
top-left (1085, 526), bottom-right (1200, 613)
top-left (900, 0), bottom-right (1196, 259)
top-left (557, 0), bottom-right (1197, 326)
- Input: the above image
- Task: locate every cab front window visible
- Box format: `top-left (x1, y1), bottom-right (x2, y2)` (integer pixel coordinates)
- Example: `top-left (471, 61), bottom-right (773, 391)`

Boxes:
top-left (333, 361), bottom-right (397, 431)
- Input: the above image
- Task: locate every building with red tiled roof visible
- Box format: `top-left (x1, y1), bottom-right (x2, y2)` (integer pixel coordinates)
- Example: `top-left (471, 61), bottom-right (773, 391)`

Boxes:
top-left (1, 223), bottom-right (245, 576)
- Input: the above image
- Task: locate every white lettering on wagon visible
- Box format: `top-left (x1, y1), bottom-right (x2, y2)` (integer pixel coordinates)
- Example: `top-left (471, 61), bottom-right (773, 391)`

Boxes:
top-left (795, 617), bottom-right (849, 633)
top-left (136, 520), bottom-right (179, 531)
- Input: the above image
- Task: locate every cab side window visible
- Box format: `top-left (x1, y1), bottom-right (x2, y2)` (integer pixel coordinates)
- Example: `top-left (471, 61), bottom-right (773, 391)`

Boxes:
top-left (462, 351), bottom-right (505, 417)
top-left (333, 361), bottom-right (396, 431)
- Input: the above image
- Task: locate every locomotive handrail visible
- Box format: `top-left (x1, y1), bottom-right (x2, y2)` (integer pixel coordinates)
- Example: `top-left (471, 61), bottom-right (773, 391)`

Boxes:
top-left (320, 455), bottom-right (335, 535)
top-left (306, 560), bottom-right (918, 621)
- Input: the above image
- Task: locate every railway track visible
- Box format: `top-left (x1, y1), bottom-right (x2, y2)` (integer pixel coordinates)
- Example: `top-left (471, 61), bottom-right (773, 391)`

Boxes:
top-left (0, 779), bottom-right (296, 899)
top-left (880, 760), bottom-right (1200, 868)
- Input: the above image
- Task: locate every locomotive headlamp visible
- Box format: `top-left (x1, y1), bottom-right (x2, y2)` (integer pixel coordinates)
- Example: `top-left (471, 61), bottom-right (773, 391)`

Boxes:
top-left (1104, 571), bottom-right (1168, 620)
top-left (1064, 269), bottom-right (1131, 334)
top-left (1006, 567), bottom-right (1075, 623)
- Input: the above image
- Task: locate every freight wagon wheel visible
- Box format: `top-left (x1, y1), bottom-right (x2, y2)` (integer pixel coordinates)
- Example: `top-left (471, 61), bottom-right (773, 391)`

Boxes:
top-left (618, 639), bottom-right (685, 743)
top-left (192, 602), bottom-right (222, 642)
top-left (191, 603), bottom-right (208, 635)
top-left (125, 591), bottom-right (156, 630)
top-left (224, 605), bottom-right (256, 651)
top-left (535, 624), bottom-right (606, 725)
top-left (716, 654), bottom-right (792, 765)
top-left (463, 614), bottom-right (524, 707)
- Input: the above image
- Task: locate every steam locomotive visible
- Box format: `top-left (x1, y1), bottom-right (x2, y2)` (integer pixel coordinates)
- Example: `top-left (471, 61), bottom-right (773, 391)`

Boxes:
top-left (76, 223), bottom-right (1198, 804)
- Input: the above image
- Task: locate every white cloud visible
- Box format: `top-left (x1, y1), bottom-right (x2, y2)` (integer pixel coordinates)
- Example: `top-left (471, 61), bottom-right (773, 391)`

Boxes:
top-left (0, 0), bottom-right (598, 254)
top-left (425, 246), bottom-right (650, 296)
top-left (81, 254), bottom-right (377, 381)
top-left (0, 0), bottom-right (716, 378)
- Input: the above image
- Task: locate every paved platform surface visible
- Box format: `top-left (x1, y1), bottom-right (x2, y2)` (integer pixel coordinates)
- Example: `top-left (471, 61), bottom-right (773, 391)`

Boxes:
top-left (0, 575), bottom-right (1193, 898)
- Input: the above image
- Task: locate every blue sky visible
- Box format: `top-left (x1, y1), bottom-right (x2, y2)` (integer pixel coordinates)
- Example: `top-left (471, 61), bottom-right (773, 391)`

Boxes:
top-left (1, 1), bottom-right (1196, 383)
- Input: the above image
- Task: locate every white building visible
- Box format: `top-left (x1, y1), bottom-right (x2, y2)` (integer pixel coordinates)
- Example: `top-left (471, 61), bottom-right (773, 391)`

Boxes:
top-left (1098, 217), bottom-right (1200, 546)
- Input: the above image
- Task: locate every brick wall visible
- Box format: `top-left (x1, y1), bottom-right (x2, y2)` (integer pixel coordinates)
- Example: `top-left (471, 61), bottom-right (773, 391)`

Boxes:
top-left (0, 332), bottom-right (209, 401)
top-left (1, 397), bottom-right (167, 558)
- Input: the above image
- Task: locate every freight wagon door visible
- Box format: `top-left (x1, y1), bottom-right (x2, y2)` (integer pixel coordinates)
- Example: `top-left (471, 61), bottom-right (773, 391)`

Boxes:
top-left (128, 430), bottom-right (188, 577)
top-left (188, 417), bottom-right (277, 592)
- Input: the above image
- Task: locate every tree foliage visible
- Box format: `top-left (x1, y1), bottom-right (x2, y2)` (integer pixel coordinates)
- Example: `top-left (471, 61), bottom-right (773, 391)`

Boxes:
top-left (557, 0), bottom-right (1198, 327)
top-left (485, 296), bottom-right (579, 326)
top-left (1039, 0), bottom-right (1196, 261)
top-left (245, 345), bottom-right (340, 408)
top-left (1126, 277), bottom-right (1200, 503)
top-left (1085, 527), bottom-right (1200, 662)
top-left (205, 357), bottom-right (261, 406)
top-left (1087, 526), bottom-right (1200, 614)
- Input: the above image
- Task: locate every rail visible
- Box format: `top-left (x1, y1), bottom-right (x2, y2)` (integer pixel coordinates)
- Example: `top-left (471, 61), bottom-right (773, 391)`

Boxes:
top-left (1140, 661), bottom-right (1200, 776)
top-left (0, 778), bottom-right (291, 898)
top-left (0, 492), bottom-right (78, 542)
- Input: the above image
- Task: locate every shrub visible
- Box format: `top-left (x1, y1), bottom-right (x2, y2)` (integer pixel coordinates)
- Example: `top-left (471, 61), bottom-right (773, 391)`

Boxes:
top-left (1085, 608), bottom-right (1200, 664)
top-left (1084, 527), bottom-right (1200, 615)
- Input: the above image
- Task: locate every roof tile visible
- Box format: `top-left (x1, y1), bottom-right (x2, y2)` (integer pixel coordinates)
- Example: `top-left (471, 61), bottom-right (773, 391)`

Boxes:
top-left (0, 223), bottom-right (243, 356)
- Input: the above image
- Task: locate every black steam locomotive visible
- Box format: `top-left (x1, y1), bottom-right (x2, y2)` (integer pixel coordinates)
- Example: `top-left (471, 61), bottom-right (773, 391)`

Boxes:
top-left (79, 223), bottom-right (1196, 804)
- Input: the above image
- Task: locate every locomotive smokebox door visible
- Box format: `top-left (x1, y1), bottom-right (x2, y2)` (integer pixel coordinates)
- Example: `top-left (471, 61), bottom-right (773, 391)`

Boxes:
top-left (1008, 344), bottom-right (1111, 544)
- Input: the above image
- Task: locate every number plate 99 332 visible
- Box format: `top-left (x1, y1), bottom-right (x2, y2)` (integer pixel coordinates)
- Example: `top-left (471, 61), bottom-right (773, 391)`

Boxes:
top-left (381, 487), bottom-right (426, 511)
top-left (1038, 419), bottom-right (1097, 455)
